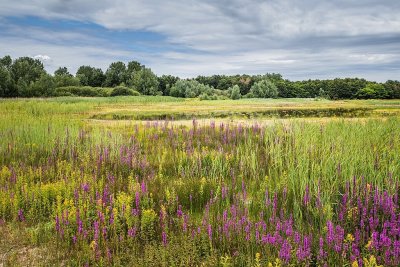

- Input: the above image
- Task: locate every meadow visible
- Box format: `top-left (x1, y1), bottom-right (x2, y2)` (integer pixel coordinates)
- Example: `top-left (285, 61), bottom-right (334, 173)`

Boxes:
top-left (0, 97), bottom-right (399, 266)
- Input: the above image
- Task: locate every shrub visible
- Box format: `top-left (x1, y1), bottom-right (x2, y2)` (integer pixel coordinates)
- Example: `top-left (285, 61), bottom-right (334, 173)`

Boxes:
top-left (249, 79), bottom-right (278, 98)
top-left (52, 86), bottom-right (111, 97)
top-left (229, 85), bottom-right (241, 100)
top-left (110, 86), bottom-right (140, 97)
top-left (357, 83), bottom-right (389, 99)
top-left (170, 80), bottom-right (214, 98)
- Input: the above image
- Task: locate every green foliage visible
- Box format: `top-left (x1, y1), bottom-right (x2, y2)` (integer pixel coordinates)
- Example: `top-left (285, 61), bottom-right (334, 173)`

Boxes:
top-left (104, 61), bottom-right (127, 87)
top-left (170, 80), bottom-right (214, 98)
top-left (357, 83), bottom-right (389, 99)
top-left (158, 75), bottom-right (179, 96)
top-left (0, 65), bottom-right (14, 97)
top-left (131, 67), bottom-right (160, 95)
top-left (110, 86), bottom-right (140, 96)
top-left (53, 86), bottom-right (111, 97)
top-left (0, 55), bottom-right (399, 99)
top-left (249, 79), bottom-right (278, 98)
top-left (76, 66), bottom-right (105, 87)
top-left (29, 73), bottom-right (56, 97)
top-left (140, 209), bottom-right (157, 243)
top-left (10, 57), bottom-right (45, 96)
top-left (229, 85), bottom-right (241, 100)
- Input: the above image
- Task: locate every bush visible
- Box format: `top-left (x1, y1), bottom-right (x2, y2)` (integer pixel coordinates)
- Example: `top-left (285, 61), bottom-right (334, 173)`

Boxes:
top-left (357, 83), bottom-right (389, 99)
top-left (53, 86), bottom-right (111, 97)
top-left (170, 80), bottom-right (214, 98)
top-left (229, 85), bottom-right (241, 100)
top-left (110, 86), bottom-right (140, 97)
top-left (249, 79), bottom-right (278, 98)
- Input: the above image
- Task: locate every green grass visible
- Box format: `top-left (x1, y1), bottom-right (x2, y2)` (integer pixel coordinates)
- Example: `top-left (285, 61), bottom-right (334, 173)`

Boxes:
top-left (0, 96), bottom-right (399, 266)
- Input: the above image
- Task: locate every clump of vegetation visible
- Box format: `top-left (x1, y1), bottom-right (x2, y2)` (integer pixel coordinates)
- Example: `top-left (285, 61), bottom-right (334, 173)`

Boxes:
top-left (110, 86), bottom-right (140, 96)
top-left (1, 55), bottom-right (399, 99)
top-left (53, 86), bottom-right (111, 97)
top-left (248, 79), bottom-right (278, 98)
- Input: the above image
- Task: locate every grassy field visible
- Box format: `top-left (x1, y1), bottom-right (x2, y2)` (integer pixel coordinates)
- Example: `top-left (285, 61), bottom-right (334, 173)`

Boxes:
top-left (0, 97), bottom-right (399, 266)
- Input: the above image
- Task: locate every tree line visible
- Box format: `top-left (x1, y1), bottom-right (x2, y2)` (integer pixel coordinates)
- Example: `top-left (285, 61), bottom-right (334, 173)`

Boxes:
top-left (1, 55), bottom-right (399, 99)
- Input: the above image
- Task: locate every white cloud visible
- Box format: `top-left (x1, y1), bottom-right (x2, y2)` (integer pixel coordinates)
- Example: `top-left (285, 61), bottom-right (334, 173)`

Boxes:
top-left (0, 0), bottom-right (399, 81)
top-left (34, 54), bottom-right (51, 61)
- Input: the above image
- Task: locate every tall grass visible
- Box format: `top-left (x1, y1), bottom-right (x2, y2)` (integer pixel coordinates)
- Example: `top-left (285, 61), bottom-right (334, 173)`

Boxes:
top-left (0, 98), bottom-right (399, 266)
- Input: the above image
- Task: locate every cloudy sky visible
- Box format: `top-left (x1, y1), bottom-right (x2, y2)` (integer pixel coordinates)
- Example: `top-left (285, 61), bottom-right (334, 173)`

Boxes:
top-left (0, 0), bottom-right (399, 81)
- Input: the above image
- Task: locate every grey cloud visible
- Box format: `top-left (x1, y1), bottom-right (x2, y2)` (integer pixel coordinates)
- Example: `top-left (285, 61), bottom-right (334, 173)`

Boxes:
top-left (0, 0), bottom-right (399, 81)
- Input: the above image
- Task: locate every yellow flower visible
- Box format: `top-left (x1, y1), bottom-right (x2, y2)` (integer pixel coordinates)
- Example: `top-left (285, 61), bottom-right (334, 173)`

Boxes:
top-left (352, 260), bottom-right (359, 267)
top-left (346, 233), bottom-right (355, 243)
top-left (255, 252), bottom-right (260, 259)
top-left (90, 240), bottom-right (97, 251)
top-left (366, 240), bottom-right (372, 249)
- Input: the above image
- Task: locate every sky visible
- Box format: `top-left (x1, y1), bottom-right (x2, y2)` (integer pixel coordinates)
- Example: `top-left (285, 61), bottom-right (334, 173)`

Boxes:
top-left (0, 0), bottom-right (399, 81)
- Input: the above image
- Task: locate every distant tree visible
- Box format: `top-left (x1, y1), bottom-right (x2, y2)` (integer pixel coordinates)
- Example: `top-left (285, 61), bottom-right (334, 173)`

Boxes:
top-left (54, 67), bottom-right (72, 77)
top-left (127, 61), bottom-right (142, 74)
top-left (76, 66), bottom-right (105, 87)
top-left (357, 83), bottom-right (388, 99)
top-left (230, 85), bottom-right (241, 100)
top-left (29, 73), bottom-right (56, 97)
top-left (384, 80), bottom-right (400, 99)
top-left (158, 75), bottom-right (179, 96)
top-left (0, 55), bottom-right (12, 69)
top-left (249, 79), bottom-right (278, 98)
top-left (10, 57), bottom-right (46, 96)
top-left (54, 67), bottom-right (79, 87)
top-left (170, 80), bottom-right (213, 98)
top-left (104, 61), bottom-right (127, 87)
top-left (130, 67), bottom-right (160, 95)
top-left (0, 65), bottom-right (14, 97)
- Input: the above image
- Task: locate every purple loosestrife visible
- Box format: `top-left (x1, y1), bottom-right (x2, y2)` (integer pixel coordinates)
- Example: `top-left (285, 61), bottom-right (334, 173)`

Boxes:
top-left (162, 231), bottom-right (167, 246)
top-left (17, 209), bottom-right (25, 222)
top-left (279, 240), bottom-right (292, 263)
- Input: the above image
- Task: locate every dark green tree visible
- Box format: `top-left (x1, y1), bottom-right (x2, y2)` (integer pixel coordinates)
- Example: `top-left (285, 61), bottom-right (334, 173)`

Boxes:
top-left (104, 61), bottom-right (127, 87)
top-left (76, 66), bottom-right (105, 87)
top-left (130, 67), bottom-right (160, 95)
top-left (158, 75), bottom-right (179, 96)
top-left (10, 57), bottom-right (45, 96)
top-left (54, 67), bottom-right (79, 87)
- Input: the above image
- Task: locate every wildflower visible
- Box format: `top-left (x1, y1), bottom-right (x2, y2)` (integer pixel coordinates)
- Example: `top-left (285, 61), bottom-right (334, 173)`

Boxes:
top-left (90, 240), bottom-right (97, 251)
top-left (346, 233), bottom-right (355, 243)
top-left (17, 209), bottom-right (25, 222)
top-left (352, 260), bottom-right (359, 267)
top-left (279, 240), bottom-right (291, 263)
top-left (162, 231), bottom-right (167, 246)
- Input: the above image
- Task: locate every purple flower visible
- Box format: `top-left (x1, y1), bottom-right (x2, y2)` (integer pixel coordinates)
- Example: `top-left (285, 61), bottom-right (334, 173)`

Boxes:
top-left (279, 240), bottom-right (292, 263)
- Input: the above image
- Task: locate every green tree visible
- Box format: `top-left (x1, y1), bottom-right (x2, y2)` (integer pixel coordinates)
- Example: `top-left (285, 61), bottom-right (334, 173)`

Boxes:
top-left (10, 57), bottom-right (45, 96)
top-left (357, 83), bottom-right (388, 99)
top-left (158, 75), bottom-right (179, 96)
top-left (30, 73), bottom-right (56, 97)
top-left (0, 55), bottom-right (12, 69)
top-left (104, 61), bottom-right (127, 87)
top-left (54, 67), bottom-right (79, 87)
top-left (170, 80), bottom-right (213, 98)
top-left (130, 67), bottom-right (160, 95)
top-left (384, 80), bottom-right (400, 99)
top-left (249, 79), bottom-right (278, 98)
top-left (0, 65), bottom-right (14, 97)
top-left (230, 85), bottom-right (241, 100)
top-left (76, 66), bottom-right (105, 87)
